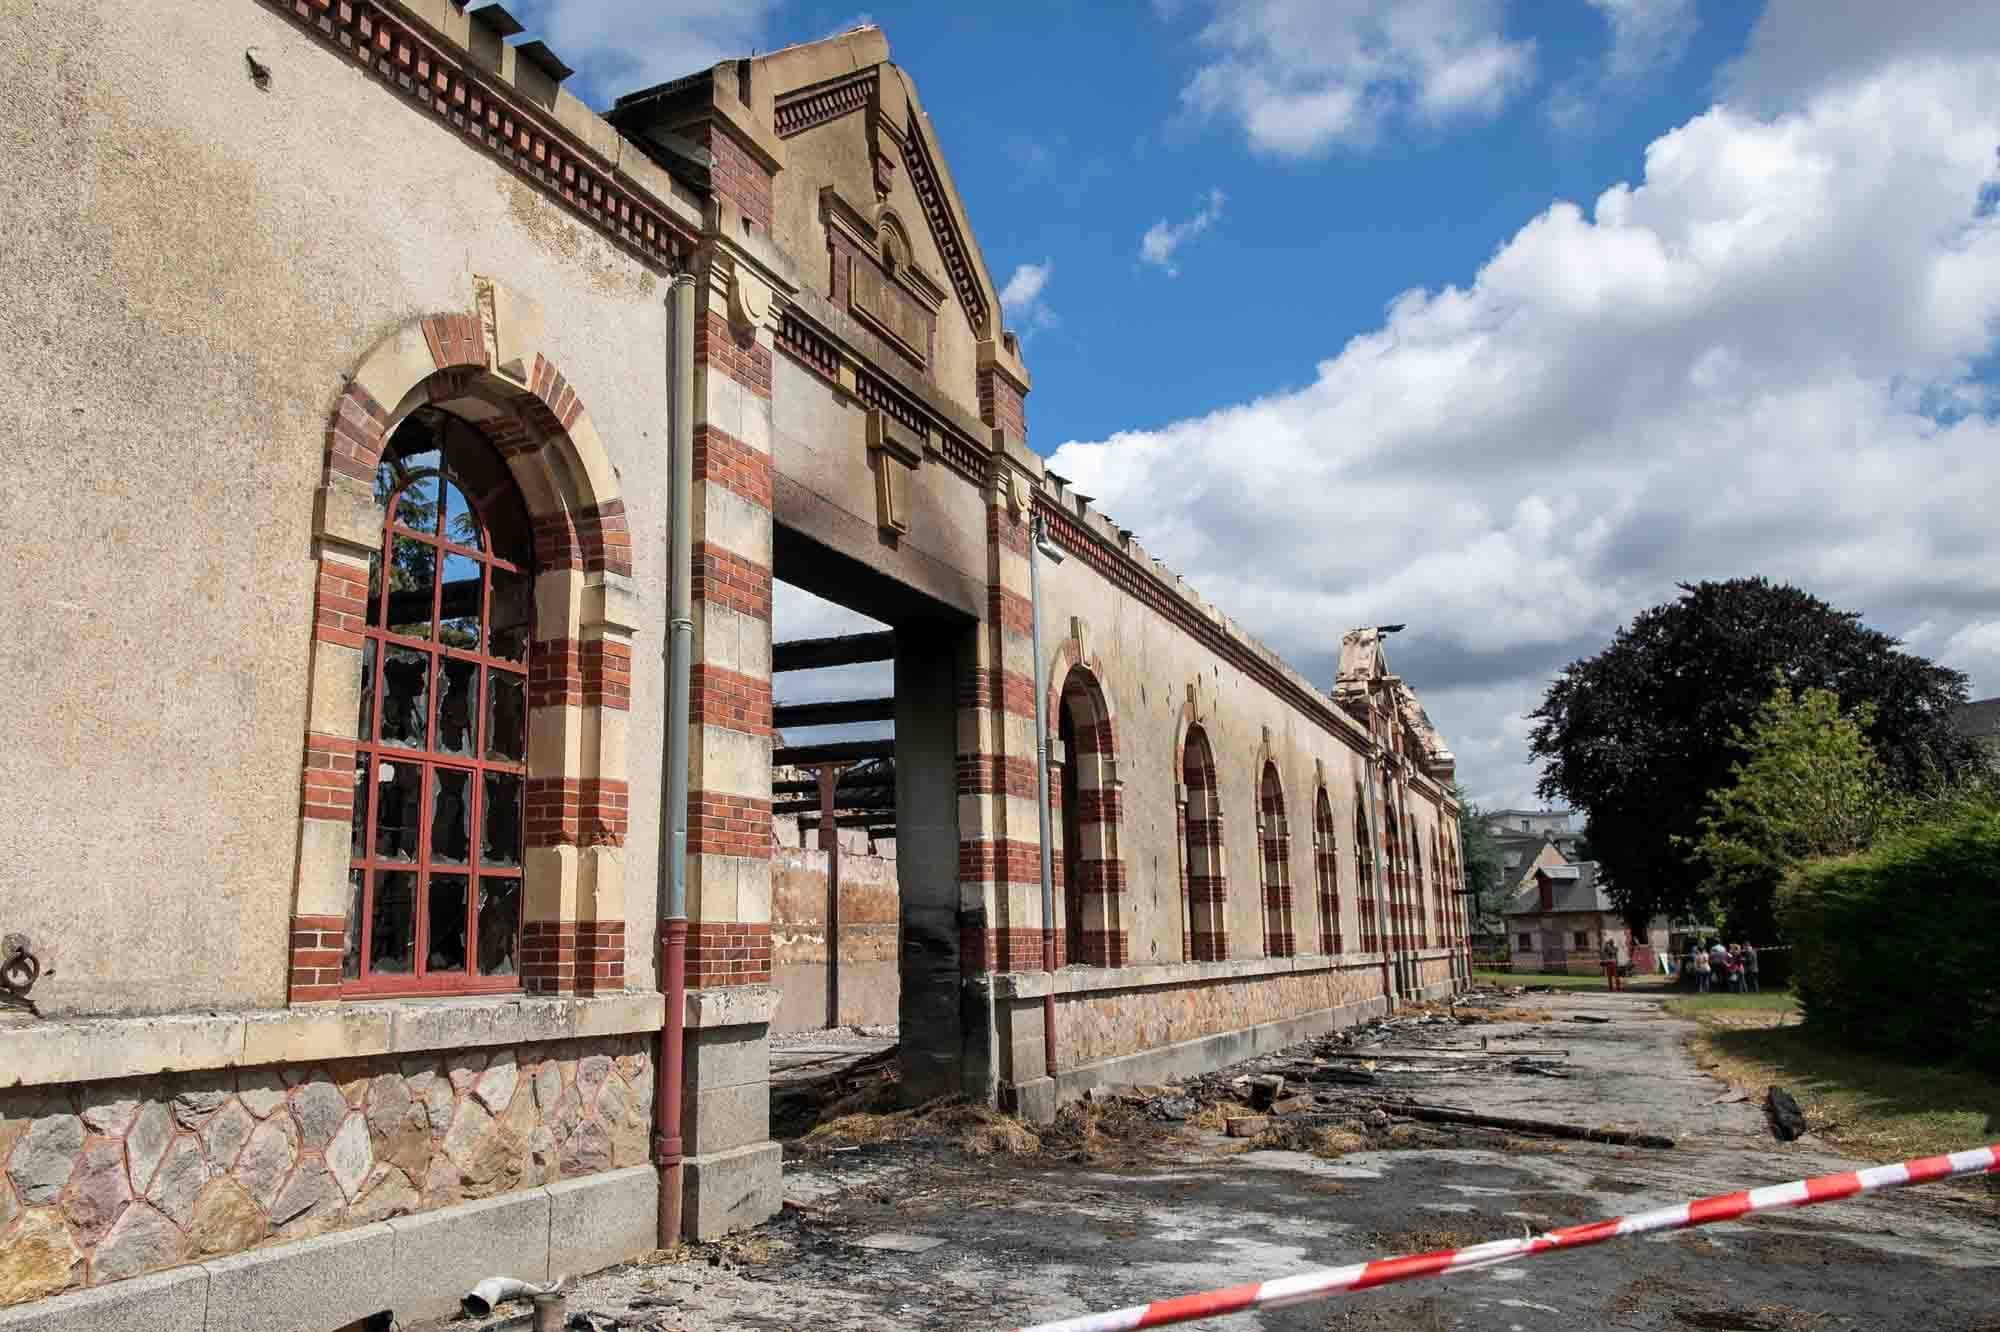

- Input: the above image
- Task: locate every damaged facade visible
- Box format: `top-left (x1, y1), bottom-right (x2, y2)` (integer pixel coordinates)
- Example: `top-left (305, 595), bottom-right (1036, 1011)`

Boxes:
top-left (0, 3), bottom-right (1467, 1325)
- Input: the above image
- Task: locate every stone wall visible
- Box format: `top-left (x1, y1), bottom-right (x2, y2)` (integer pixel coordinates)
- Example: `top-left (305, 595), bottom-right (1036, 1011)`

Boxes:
top-left (1051, 961), bottom-right (1385, 1071)
top-left (770, 845), bottom-right (901, 1033)
top-left (0, 1036), bottom-right (651, 1307)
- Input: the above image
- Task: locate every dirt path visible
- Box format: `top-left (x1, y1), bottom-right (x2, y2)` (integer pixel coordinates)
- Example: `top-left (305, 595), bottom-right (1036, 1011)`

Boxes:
top-left (431, 994), bottom-right (2000, 1331)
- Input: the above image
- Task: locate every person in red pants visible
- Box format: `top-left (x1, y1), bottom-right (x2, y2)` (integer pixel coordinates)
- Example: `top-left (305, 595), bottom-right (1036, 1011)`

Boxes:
top-left (1600, 934), bottom-right (1622, 991)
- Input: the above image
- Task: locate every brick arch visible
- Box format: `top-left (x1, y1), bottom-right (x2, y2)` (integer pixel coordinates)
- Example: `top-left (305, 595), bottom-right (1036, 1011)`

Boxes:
top-left (1256, 760), bottom-right (1294, 957)
top-left (1049, 655), bottom-right (1127, 967)
top-left (1353, 785), bottom-right (1380, 953)
top-left (1313, 784), bottom-right (1341, 956)
top-left (1178, 713), bottom-right (1227, 962)
top-left (290, 299), bottom-right (637, 1004)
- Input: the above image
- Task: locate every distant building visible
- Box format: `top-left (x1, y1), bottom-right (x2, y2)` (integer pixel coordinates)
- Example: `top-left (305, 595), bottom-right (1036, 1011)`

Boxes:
top-left (1483, 808), bottom-right (1587, 916)
top-left (1955, 697), bottom-right (2000, 767)
top-left (1502, 860), bottom-right (1671, 975)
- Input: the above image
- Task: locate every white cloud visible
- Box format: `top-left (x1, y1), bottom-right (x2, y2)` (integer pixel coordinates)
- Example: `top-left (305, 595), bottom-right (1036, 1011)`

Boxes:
top-left (1140, 190), bottom-right (1226, 277)
top-left (1053, 44), bottom-right (2000, 808)
top-left (504, 0), bottom-right (783, 106)
top-left (1000, 260), bottom-right (1058, 333)
top-left (1590, 0), bottom-right (1698, 85)
top-left (1171, 0), bottom-right (1536, 156)
top-left (1546, 0), bottom-right (1698, 135)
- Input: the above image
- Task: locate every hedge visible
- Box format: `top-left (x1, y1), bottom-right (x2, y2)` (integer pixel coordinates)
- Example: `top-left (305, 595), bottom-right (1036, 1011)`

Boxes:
top-left (1778, 806), bottom-right (2000, 1067)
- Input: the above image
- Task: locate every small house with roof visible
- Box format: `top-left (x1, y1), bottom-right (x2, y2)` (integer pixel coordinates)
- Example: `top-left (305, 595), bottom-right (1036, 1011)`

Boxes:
top-left (1503, 861), bottom-right (1670, 974)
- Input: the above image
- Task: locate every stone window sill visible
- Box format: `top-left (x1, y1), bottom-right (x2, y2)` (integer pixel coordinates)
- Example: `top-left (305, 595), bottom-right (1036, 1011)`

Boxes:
top-left (0, 990), bottom-right (664, 1090)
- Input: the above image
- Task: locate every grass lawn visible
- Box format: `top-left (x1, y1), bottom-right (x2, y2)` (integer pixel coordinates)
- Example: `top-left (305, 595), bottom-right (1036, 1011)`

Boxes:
top-left (1675, 997), bottom-right (2000, 1162)
top-left (1660, 992), bottom-right (1801, 1018)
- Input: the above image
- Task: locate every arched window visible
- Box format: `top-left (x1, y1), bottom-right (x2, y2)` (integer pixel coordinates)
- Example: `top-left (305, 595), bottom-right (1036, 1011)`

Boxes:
top-left (1383, 797), bottom-right (1405, 952)
top-left (1056, 665), bottom-right (1125, 967)
top-left (1182, 725), bottom-right (1227, 961)
top-left (1259, 763), bottom-right (1294, 957)
top-left (345, 409), bottom-right (533, 992)
top-left (1412, 830), bottom-right (1427, 949)
top-left (1353, 789), bottom-right (1376, 952)
top-left (1314, 788), bottom-right (1340, 955)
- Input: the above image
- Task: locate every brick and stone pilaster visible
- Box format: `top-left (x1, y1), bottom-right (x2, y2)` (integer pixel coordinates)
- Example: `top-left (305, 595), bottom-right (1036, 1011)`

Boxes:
top-left (674, 222), bottom-right (793, 1237)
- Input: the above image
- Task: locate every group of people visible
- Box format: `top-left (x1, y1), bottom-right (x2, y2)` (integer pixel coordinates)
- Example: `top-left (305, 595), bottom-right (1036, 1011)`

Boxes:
top-left (1684, 938), bottom-right (1758, 993)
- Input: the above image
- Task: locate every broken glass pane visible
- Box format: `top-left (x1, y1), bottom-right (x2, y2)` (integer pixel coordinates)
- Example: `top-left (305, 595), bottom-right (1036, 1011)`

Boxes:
top-left (477, 878), bottom-right (520, 976)
top-left (374, 759), bottom-right (421, 862)
top-left (366, 549), bottom-right (383, 629)
top-left (343, 870), bottom-right (364, 980)
top-left (485, 670), bottom-right (526, 762)
top-left (388, 537), bottom-right (436, 639)
top-left (441, 477), bottom-right (482, 551)
top-left (482, 772), bottom-right (522, 868)
top-left (379, 648), bottom-right (429, 750)
top-left (395, 470), bottom-right (439, 534)
top-left (351, 753), bottom-right (371, 860)
top-left (356, 641), bottom-right (377, 745)
top-left (370, 871), bottom-right (416, 974)
top-left (430, 767), bottom-right (471, 865)
top-left (428, 873), bottom-right (469, 973)
top-left (489, 565), bottom-right (530, 662)
top-left (438, 552), bottom-right (482, 649)
top-left (434, 657), bottom-right (478, 757)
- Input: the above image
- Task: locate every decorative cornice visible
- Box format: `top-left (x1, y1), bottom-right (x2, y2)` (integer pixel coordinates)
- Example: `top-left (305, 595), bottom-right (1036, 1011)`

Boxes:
top-left (776, 306), bottom-right (990, 487)
top-left (258, 0), bottom-right (697, 272)
top-left (1035, 495), bottom-right (1380, 764)
top-left (887, 123), bottom-right (990, 335)
top-left (775, 70), bottom-right (878, 139)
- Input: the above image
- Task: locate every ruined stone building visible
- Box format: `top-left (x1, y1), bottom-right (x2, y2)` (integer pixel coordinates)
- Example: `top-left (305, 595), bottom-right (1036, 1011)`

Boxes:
top-left (0, 4), bottom-right (1468, 1326)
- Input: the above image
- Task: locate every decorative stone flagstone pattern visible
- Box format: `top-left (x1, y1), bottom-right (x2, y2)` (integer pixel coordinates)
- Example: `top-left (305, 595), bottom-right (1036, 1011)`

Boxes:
top-left (0, 1035), bottom-right (651, 1305)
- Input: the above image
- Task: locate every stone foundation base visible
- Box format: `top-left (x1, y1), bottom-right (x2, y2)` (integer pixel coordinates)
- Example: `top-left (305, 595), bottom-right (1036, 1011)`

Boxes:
top-left (0, 1167), bottom-right (657, 1332)
top-left (681, 1141), bottom-right (782, 1240)
top-left (1047, 995), bottom-right (1388, 1103)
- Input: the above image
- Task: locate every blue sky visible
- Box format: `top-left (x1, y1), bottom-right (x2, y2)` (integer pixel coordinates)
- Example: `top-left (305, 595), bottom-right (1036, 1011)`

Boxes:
top-left (510, 1), bottom-right (2000, 808)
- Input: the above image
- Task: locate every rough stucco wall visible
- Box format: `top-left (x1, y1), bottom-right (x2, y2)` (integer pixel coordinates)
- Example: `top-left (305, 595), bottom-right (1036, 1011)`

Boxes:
top-left (1053, 964), bottom-right (1382, 1069)
top-left (769, 356), bottom-right (989, 598)
top-left (1034, 550), bottom-right (1456, 970)
top-left (0, 1), bottom-right (672, 1015)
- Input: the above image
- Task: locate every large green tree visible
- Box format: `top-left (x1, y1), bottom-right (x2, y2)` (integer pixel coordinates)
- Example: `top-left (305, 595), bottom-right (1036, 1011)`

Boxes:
top-left (1528, 578), bottom-right (1975, 931)
top-left (1453, 785), bottom-right (1509, 932)
top-left (1696, 681), bottom-right (1890, 942)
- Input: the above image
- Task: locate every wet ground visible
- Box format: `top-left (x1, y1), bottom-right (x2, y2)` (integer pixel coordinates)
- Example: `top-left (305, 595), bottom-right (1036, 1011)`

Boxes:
top-left (429, 993), bottom-right (2000, 1331)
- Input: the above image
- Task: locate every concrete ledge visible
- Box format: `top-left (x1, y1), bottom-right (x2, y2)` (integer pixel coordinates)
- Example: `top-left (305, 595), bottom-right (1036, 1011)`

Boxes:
top-left (550, 1167), bottom-right (659, 1277)
top-left (989, 953), bottom-right (1387, 1001)
top-left (203, 1220), bottom-right (395, 1332)
top-left (1048, 996), bottom-right (1390, 1103)
top-left (0, 1263), bottom-right (209, 1332)
top-left (386, 1189), bottom-right (551, 1324)
top-left (3, 992), bottom-right (664, 1089)
top-left (684, 983), bottom-right (781, 1030)
top-left (682, 1141), bottom-right (782, 1241)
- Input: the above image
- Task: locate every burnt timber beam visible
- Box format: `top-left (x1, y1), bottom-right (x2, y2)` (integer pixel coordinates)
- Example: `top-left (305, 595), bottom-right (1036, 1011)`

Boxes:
top-left (772, 739), bottom-right (897, 766)
top-left (772, 631), bottom-right (896, 672)
top-left (772, 697), bottom-right (896, 728)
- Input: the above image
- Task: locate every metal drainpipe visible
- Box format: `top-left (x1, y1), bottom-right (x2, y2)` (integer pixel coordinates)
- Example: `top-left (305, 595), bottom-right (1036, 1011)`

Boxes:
top-left (654, 269), bottom-right (696, 1249)
top-left (1029, 512), bottom-right (1058, 1082)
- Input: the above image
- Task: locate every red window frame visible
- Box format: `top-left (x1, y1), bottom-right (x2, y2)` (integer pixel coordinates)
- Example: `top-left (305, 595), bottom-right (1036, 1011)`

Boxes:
top-left (344, 424), bottom-right (530, 997)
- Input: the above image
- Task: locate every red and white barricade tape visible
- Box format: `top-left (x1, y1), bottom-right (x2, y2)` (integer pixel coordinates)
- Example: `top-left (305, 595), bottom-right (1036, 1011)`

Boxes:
top-left (1010, 1144), bottom-right (2000, 1332)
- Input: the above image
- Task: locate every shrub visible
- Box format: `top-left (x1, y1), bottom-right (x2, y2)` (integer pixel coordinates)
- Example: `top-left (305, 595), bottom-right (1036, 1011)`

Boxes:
top-left (1779, 805), bottom-right (2000, 1066)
